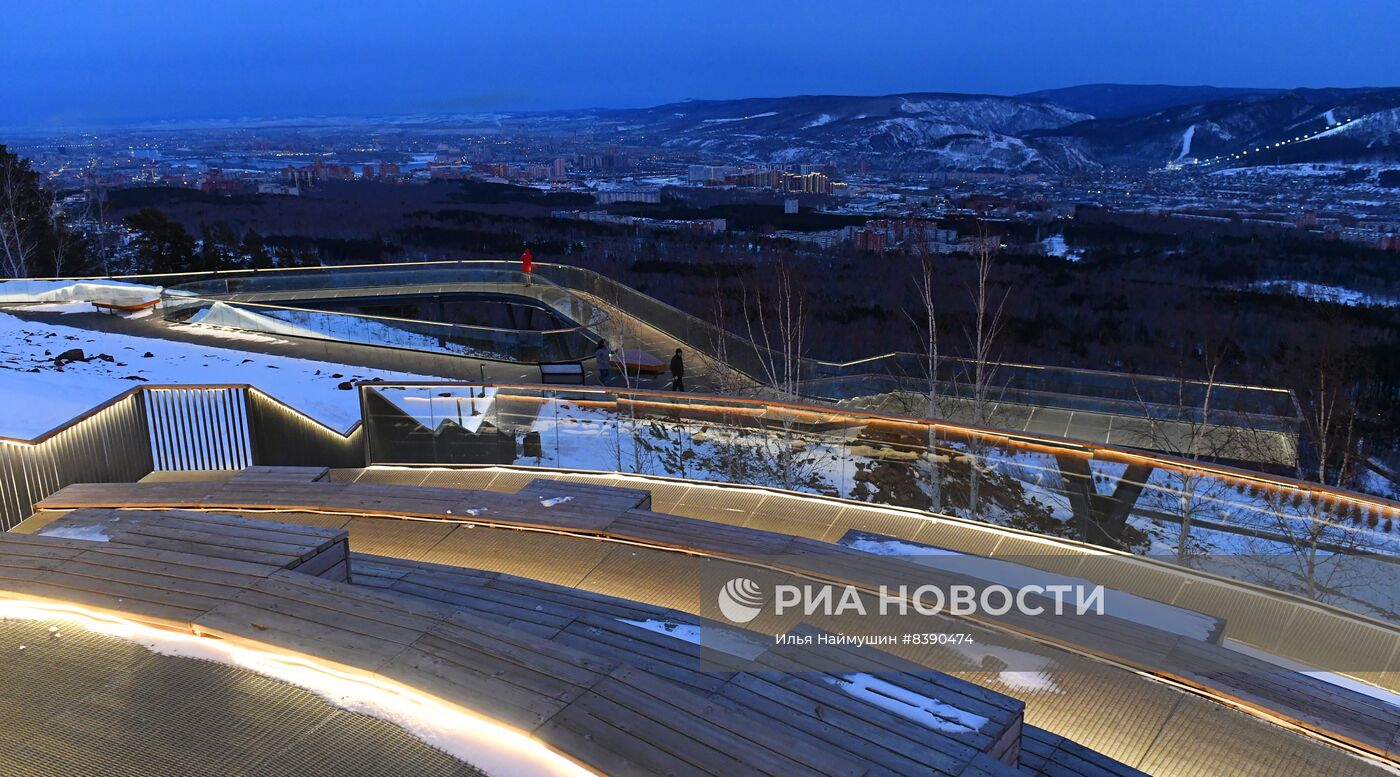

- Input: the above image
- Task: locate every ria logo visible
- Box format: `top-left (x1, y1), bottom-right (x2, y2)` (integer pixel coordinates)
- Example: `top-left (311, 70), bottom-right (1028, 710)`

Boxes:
top-left (717, 577), bottom-right (765, 623)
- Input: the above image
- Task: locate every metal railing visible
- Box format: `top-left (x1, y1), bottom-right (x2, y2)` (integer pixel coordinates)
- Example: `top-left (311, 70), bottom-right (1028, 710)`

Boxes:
top-left (360, 382), bottom-right (1400, 622)
top-left (3, 261), bottom-right (1301, 446)
top-left (0, 391), bottom-right (151, 528)
top-left (0, 385), bottom-right (362, 530)
top-left (160, 264), bottom-right (609, 363)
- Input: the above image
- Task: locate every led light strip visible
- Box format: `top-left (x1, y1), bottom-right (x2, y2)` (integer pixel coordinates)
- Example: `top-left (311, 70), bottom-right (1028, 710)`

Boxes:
top-left (0, 598), bottom-right (597, 777)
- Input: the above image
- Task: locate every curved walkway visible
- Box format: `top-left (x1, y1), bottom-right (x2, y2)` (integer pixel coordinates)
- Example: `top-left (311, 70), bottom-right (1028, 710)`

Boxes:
top-left (25, 468), bottom-right (1400, 775)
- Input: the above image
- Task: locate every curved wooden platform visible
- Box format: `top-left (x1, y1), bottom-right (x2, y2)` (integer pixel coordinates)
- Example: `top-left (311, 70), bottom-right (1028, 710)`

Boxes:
top-left (3, 508), bottom-right (1048, 776)
top-left (26, 472), bottom-right (1400, 771)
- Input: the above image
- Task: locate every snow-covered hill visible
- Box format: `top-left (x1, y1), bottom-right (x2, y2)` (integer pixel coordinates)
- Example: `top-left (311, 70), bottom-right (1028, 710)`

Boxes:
top-left (583, 93), bottom-right (1093, 173)
top-left (518, 87), bottom-right (1400, 173)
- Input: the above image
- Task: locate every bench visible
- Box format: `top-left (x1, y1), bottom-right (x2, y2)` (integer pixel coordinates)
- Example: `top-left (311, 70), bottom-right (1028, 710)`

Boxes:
top-left (539, 362), bottom-right (586, 385)
top-left (93, 298), bottom-right (160, 315)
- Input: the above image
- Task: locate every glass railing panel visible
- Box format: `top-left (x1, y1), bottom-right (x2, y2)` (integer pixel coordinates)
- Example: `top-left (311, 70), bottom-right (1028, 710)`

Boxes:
top-left (360, 382), bottom-right (1398, 621)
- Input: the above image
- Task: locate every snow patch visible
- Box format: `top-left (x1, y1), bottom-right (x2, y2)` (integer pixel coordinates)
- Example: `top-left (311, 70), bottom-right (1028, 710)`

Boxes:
top-left (376, 386), bottom-right (499, 434)
top-left (700, 111), bottom-right (777, 124)
top-left (0, 311), bottom-right (440, 437)
top-left (186, 302), bottom-right (512, 361)
top-left (617, 618), bottom-right (768, 660)
top-left (37, 524), bottom-right (111, 542)
top-left (1040, 235), bottom-right (1083, 262)
top-left (1176, 124), bottom-right (1197, 161)
top-left (0, 279), bottom-right (161, 307)
top-left (1251, 280), bottom-right (1399, 309)
top-left (823, 672), bottom-right (988, 734)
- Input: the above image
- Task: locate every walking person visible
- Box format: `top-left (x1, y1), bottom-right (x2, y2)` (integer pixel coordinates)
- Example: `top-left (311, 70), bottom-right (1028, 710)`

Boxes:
top-left (670, 348), bottom-right (685, 392)
top-left (595, 339), bottom-right (613, 386)
top-left (520, 246), bottom-right (534, 287)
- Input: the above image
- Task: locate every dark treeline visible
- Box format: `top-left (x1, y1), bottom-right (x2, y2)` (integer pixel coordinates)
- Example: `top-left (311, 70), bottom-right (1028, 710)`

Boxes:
top-left (0, 144), bottom-right (90, 277)
top-left (89, 180), bottom-right (1400, 462)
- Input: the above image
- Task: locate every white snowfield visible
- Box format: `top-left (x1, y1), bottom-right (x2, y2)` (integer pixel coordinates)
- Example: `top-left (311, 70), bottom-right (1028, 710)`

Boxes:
top-left (0, 311), bottom-right (437, 438)
top-left (187, 302), bottom-right (514, 361)
top-left (0, 279), bottom-right (161, 306)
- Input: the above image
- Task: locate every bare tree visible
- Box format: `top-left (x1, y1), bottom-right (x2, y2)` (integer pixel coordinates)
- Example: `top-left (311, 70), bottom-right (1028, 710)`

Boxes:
top-left (960, 234), bottom-right (1008, 518)
top-left (47, 197), bottom-right (83, 278)
top-left (0, 154), bottom-right (37, 278)
top-left (734, 258), bottom-right (839, 492)
top-left (1122, 332), bottom-right (1240, 562)
top-left (905, 254), bottom-right (944, 512)
top-left (741, 257), bottom-right (806, 399)
top-left (1253, 346), bottom-right (1375, 602)
top-left (89, 184), bottom-right (113, 275)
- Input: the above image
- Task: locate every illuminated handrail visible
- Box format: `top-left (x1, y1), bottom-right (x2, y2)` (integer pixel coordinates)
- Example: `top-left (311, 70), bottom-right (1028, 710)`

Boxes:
top-left (4, 259), bottom-right (1297, 417)
top-left (159, 265), bottom-right (609, 363)
top-left (361, 381), bottom-right (1399, 621)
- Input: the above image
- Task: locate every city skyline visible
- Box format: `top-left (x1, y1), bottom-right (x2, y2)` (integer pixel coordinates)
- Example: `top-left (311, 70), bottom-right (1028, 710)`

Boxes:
top-left (3, 0), bottom-right (1398, 128)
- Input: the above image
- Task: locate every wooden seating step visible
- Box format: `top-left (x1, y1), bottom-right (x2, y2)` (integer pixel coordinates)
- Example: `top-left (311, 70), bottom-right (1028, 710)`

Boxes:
top-left (758, 624), bottom-right (1023, 766)
top-left (28, 476), bottom-right (1400, 765)
top-left (516, 478), bottom-right (654, 511)
top-left (228, 466), bottom-right (331, 484)
top-left (1017, 726), bottom-right (1148, 776)
top-left (343, 552), bottom-right (1026, 773)
top-left (0, 517), bottom-right (1053, 775)
top-left (37, 508), bottom-right (350, 582)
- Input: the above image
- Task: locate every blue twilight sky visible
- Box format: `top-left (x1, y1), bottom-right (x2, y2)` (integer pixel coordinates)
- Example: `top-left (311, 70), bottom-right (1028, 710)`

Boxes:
top-left (1, 0), bottom-right (1396, 128)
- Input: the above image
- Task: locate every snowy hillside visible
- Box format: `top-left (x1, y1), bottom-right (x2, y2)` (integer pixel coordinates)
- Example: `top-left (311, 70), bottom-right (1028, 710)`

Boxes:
top-left (583, 93), bottom-right (1092, 173)
top-left (0, 311), bottom-right (437, 438)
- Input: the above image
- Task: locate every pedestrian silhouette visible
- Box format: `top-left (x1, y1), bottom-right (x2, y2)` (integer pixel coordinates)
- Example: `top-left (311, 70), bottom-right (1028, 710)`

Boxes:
top-left (670, 348), bottom-right (685, 392)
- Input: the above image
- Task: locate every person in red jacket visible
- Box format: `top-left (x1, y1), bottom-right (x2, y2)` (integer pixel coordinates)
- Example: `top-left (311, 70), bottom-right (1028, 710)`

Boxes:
top-left (520, 247), bottom-right (534, 286)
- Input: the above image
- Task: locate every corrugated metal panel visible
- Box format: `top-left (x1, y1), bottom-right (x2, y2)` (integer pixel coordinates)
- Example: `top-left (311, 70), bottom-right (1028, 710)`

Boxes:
top-left (743, 494), bottom-right (844, 539)
top-left (911, 521), bottom-right (1007, 558)
top-left (1136, 694), bottom-right (1378, 777)
top-left (0, 619), bottom-right (486, 777)
top-left (669, 487), bottom-right (766, 525)
top-left (144, 387), bottom-right (252, 472)
top-left (0, 393), bottom-right (152, 529)
top-left (820, 505), bottom-right (934, 544)
top-left (353, 468), bottom-right (432, 486)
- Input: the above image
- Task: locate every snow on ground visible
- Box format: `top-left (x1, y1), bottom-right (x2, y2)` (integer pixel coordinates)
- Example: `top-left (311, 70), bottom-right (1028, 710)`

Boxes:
top-left (518, 398), bottom-right (857, 491)
top-left (1039, 235), bottom-right (1083, 262)
top-left (9, 302), bottom-right (101, 314)
top-left (1250, 280), bottom-right (1400, 309)
top-left (0, 279), bottom-right (161, 305)
top-left (0, 311), bottom-right (439, 437)
top-left (823, 672), bottom-right (987, 734)
top-left (1175, 124), bottom-right (1196, 161)
top-left (188, 302), bottom-right (514, 361)
top-left (36, 524), bottom-right (111, 542)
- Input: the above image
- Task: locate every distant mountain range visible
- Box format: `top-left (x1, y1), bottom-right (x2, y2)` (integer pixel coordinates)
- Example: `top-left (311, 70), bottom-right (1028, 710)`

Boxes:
top-left (563, 85), bottom-right (1400, 174)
